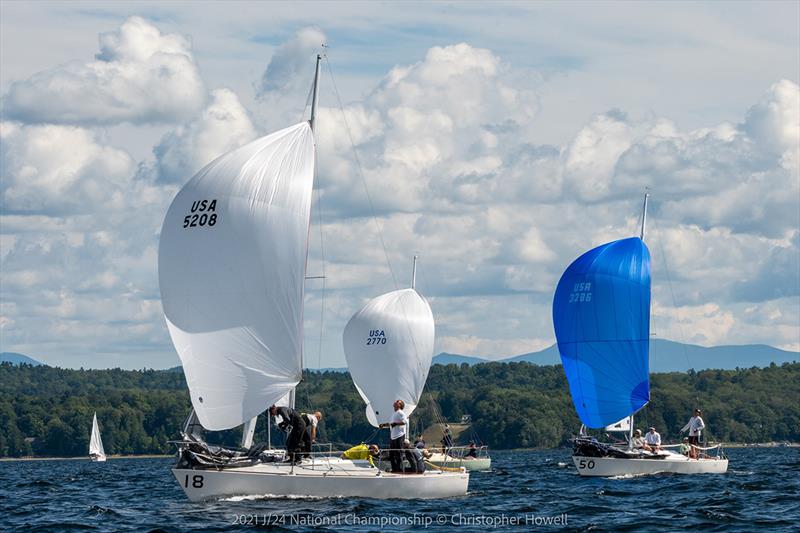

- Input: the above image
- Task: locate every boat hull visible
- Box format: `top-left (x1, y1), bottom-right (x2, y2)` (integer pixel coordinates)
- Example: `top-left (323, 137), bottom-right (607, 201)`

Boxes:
top-left (172, 459), bottom-right (469, 501)
top-left (573, 454), bottom-right (728, 477)
top-left (426, 453), bottom-right (491, 472)
top-left (90, 455), bottom-right (106, 462)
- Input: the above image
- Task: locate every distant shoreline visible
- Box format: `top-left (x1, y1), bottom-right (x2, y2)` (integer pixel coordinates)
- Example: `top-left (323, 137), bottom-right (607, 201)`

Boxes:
top-left (3, 443), bottom-right (798, 461)
top-left (0, 454), bottom-right (173, 462)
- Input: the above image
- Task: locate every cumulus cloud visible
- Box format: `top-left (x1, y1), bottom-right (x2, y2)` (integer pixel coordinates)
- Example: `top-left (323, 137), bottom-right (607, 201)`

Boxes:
top-left (256, 26), bottom-right (326, 97)
top-left (0, 121), bottom-right (134, 214)
top-left (743, 79), bottom-right (800, 165)
top-left (314, 42), bottom-right (541, 216)
top-left (1, 18), bottom-right (797, 367)
top-left (2, 17), bottom-right (206, 125)
top-left (153, 88), bottom-right (257, 183)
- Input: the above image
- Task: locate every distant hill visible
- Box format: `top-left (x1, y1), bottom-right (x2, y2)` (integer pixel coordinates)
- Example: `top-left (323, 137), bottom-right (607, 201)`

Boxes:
top-left (432, 339), bottom-right (798, 372)
top-left (432, 353), bottom-right (489, 366)
top-left (0, 352), bottom-right (43, 366)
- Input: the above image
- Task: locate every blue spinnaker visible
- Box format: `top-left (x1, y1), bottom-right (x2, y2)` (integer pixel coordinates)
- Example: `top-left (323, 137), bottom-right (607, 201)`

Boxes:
top-left (553, 237), bottom-right (651, 429)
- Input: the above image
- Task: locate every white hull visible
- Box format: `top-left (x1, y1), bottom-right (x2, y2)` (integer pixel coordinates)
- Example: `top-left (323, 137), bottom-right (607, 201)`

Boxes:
top-left (173, 457), bottom-right (468, 501)
top-left (427, 453), bottom-right (491, 471)
top-left (90, 455), bottom-right (106, 462)
top-left (573, 452), bottom-right (728, 477)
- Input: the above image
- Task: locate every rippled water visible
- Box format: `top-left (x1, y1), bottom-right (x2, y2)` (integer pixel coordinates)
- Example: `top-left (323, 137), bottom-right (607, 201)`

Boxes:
top-left (1, 448), bottom-right (798, 531)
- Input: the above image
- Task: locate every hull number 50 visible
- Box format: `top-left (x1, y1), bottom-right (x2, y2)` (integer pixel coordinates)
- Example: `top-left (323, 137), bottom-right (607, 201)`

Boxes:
top-left (577, 459), bottom-right (595, 469)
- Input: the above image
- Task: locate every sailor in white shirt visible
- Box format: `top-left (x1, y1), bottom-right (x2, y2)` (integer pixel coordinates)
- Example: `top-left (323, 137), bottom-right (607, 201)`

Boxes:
top-left (681, 408), bottom-right (706, 458)
top-left (644, 427), bottom-right (661, 452)
top-left (379, 399), bottom-right (408, 472)
top-left (301, 411), bottom-right (323, 459)
top-left (631, 429), bottom-right (646, 449)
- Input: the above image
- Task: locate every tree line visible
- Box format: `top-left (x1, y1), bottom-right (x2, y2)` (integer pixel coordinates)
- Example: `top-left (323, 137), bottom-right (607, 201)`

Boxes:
top-left (0, 361), bottom-right (797, 457)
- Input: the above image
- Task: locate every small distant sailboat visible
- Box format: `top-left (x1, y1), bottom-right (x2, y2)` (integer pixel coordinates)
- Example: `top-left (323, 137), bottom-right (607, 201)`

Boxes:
top-left (553, 194), bottom-right (728, 477)
top-left (160, 56), bottom-right (467, 501)
top-left (89, 412), bottom-right (106, 462)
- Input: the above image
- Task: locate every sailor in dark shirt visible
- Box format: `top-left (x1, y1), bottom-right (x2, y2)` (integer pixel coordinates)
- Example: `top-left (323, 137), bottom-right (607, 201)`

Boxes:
top-left (403, 439), bottom-right (426, 473)
top-left (268, 405), bottom-right (306, 462)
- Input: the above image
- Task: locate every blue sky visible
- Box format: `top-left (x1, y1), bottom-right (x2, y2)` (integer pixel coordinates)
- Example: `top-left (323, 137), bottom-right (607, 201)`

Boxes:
top-left (1, 1), bottom-right (798, 369)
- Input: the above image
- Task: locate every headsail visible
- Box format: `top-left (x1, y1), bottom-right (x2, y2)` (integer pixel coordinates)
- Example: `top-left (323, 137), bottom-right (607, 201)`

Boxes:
top-left (552, 237), bottom-right (651, 429)
top-left (158, 122), bottom-right (315, 431)
top-left (604, 416), bottom-right (631, 433)
top-left (89, 412), bottom-right (105, 457)
top-left (343, 288), bottom-right (435, 427)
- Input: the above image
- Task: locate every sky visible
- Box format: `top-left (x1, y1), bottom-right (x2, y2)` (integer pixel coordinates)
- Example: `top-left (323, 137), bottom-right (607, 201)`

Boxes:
top-left (0, 1), bottom-right (798, 370)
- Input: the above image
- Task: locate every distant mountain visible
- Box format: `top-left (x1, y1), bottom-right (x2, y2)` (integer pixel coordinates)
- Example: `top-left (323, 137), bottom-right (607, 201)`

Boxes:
top-left (431, 353), bottom-right (489, 366)
top-left (432, 340), bottom-right (799, 373)
top-left (0, 352), bottom-right (43, 366)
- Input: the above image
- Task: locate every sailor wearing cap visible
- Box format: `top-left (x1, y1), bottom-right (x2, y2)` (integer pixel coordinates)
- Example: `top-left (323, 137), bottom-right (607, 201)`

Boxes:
top-left (681, 408), bottom-right (706, 459)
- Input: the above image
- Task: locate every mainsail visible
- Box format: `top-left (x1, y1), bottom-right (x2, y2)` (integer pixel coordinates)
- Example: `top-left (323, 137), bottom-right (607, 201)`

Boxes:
top-left (343, 288), bottom-right (435, 427)
top-left (89, 412), bottom-right (105, 458)
top-left (158, 122), bottom-right (315, 431)
top-left (552, 236), bottom-right (651, 429)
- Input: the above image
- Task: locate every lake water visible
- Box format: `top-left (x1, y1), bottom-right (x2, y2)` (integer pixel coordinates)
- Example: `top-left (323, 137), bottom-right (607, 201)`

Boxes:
top-left (2, 447), bottom-right (798, 531)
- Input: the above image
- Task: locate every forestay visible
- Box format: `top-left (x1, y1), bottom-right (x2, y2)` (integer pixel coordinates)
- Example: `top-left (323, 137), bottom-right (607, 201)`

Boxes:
top-left (343, 289), bottom-right (435, 427)
top-left (158, 122), bottom-right (315, 431)
top-left (553, 237), bottom-right (651, 429)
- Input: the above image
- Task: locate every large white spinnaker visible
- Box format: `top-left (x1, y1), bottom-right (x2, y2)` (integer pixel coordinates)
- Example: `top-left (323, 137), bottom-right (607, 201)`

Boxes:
top-left (343, 288), bottom-right (435, 427)
top-left (158, 122), bottom-right (315, 431)
top-left (89, 412), bottom-right (106, 459)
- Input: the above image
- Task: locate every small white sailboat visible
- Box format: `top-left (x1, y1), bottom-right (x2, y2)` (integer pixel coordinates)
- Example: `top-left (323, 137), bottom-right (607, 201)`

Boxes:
top-left (160, 55), bottom-right (467, 501)
top-left (553, 194), bottom-right (728, 477)
top-left (426, 450), bottom-right (491, 472)
top-left (89, 412), bottom-right (106, 462)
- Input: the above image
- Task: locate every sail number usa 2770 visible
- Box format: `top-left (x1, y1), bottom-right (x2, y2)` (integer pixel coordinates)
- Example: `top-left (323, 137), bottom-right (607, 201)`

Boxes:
top-left (182, 199), bottom-right (218, 229)
top-left (366, 330), bottom-right (387, 346)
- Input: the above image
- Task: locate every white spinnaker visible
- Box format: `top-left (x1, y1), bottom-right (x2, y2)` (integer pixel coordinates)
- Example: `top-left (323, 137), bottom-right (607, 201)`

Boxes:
top-left (343, 288), bottom-right (435, 427)
top-left (158, 122), bottom-right (315, 431)
top-left (90, 412), bottom-right (105, 457)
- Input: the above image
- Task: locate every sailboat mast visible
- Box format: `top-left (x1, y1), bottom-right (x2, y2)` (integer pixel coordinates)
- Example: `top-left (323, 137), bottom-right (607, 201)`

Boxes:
top-left (629, 191), bottom-right (650, 449)
top-left (292, 54), bottom-right (323, 411)
top-left (310, 54), bottom-right (322, 132)
top-left (640, 192), bottom-right (649, 240)
top-left (411, 255), bottom-right (418, 289)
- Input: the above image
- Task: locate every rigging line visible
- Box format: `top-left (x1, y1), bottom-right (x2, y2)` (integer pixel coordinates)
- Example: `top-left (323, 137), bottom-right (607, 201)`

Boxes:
top-left (322, 54), bottom-right (398, 290)
top-left (650, 214), bottom-right (693, 372)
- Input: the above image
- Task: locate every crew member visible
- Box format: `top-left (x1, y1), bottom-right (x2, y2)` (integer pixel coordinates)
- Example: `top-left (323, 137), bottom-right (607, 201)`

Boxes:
top-left (379, 399), bottom-right (408, 472)
top-left (269, 404), bottom-right (306, 462)
top-left (680, 408), bottom-right (706, 459)
top-left (631, 429), bottom-right (646, 450)
top-left (645, 427), bottom-right (661, 453)
top-left (341, 444), bottom-right (380, 467)
top-left (403, 439), bottom-right (425, 473)
top-left (301, 411), bottom-right (323, 459)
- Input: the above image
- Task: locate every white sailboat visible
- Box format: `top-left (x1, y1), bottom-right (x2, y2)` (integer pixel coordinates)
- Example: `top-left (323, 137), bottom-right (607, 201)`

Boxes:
top-left (553, 194), bottom-right (728, 477)
top-left (160, 55), bottom-right (467, 501)
top-left (343, 257), bottom-right (434, 430)
top-left (89, 412), bottom-right (106, 462)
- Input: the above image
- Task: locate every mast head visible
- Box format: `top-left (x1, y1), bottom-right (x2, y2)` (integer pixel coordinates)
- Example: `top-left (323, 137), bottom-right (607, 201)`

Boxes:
top-left (639, 191), bottom-right (650, 241)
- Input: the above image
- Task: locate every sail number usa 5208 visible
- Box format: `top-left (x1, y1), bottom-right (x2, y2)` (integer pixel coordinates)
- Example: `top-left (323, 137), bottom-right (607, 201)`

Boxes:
top-left (182, 199), bottom-right (218, 229)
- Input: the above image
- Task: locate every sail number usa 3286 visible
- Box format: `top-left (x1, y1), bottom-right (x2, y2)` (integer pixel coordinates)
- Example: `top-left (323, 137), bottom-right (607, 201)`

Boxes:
top-left (183, 199), bottom-right (218, 229)
top-left (568, 282), bottom-right (592, 303)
